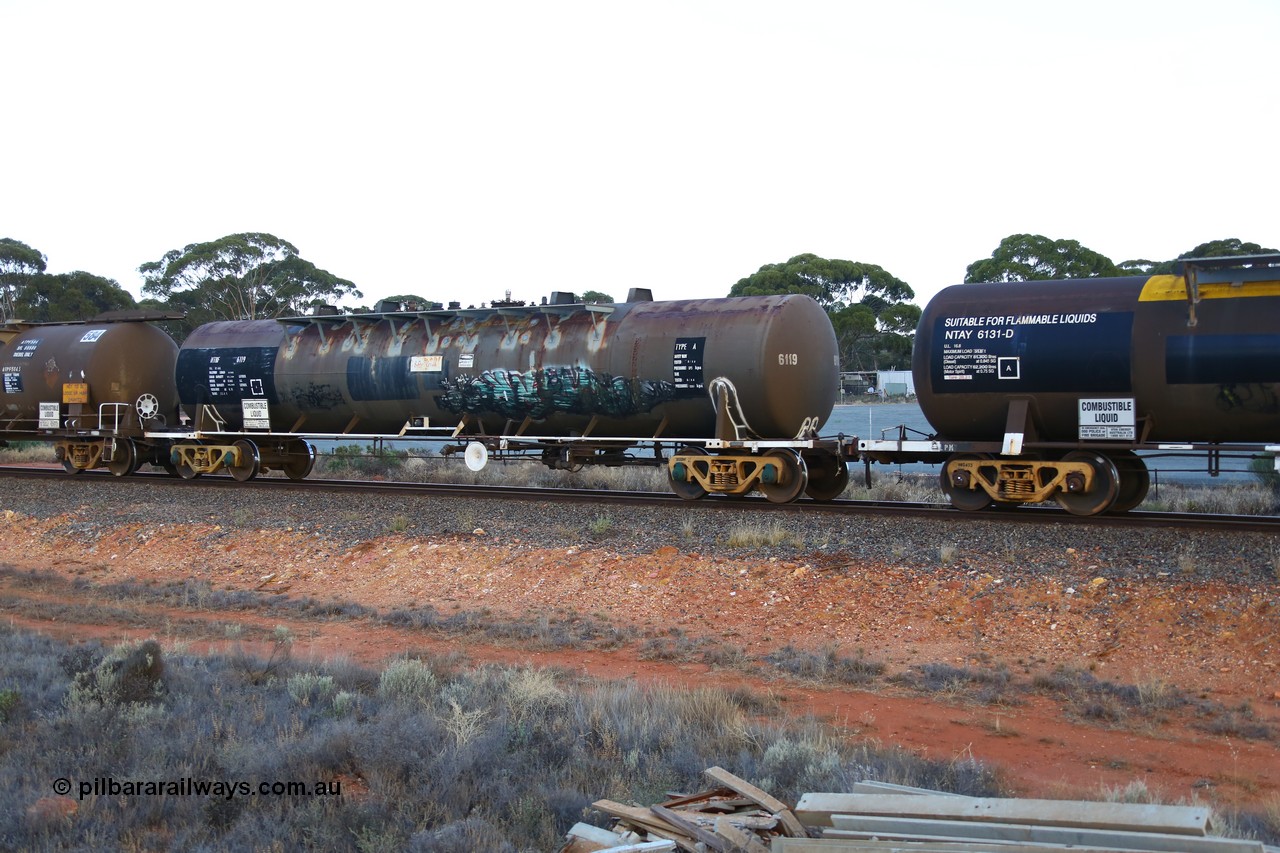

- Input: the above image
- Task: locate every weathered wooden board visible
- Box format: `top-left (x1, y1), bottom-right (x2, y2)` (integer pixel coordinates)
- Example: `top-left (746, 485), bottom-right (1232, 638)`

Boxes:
top-left (827, 814), bottom-right (1262, 853)
top-left (773, 839), bottom-right (1191, 852)
top-left (713, 817), bottom-right (771, 853)
top-left (705, 766), bottom-right (810, 838)
top-left (794, 793), bottom-right (1210, 835)
top-left (847, 781), bottom-right (972, 797)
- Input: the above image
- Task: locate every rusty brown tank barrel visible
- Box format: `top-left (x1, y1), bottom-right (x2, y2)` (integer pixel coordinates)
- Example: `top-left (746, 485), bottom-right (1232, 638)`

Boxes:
top-left (176, 294), bottom-right (839, 439)
top-left (914, 270), bottom-right (1280, 443)
top-left (0, 321), bottom-right (180, 434)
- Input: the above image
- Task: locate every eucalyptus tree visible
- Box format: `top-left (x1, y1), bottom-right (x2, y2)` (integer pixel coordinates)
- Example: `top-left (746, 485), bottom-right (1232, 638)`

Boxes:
top-left (140, 232), bottom-right (361, 338)
top-left (14, 271), bottom-right (135, 322)
top-left (730, 253), bottom-right (918, 371)
top-left (0, 238), bottom-right (48, 322)
top-left (964, 234), bottom-right (1122, 283)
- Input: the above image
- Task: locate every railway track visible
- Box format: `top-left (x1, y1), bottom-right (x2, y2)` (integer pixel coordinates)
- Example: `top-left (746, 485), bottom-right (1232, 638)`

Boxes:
top-left (4, 465), bottom-right (1278, 534)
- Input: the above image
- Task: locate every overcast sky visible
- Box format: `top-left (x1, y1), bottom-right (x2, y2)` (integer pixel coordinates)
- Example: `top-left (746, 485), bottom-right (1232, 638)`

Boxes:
top-left (3, 0), bottom-right (1277, 311)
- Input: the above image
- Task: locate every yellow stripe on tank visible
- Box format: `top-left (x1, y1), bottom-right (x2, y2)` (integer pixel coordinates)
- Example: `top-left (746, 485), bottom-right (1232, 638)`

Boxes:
top-left (1139, 274), bottom-right (1280, 301)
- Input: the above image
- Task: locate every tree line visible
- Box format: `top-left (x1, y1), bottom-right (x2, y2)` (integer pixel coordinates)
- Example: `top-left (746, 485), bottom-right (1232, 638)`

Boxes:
top-left (0, 233), bottom-right (361, 340)
top-left (1, 232), bottom-right (1274, 370)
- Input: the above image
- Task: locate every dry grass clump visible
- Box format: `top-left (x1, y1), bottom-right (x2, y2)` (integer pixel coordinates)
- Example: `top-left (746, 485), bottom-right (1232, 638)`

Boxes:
top-left (763, 645), bottom-right (886, 686)
top-left (891, 662), bottom-right (1018, 706)
top-left (846, 473), bottom-right (942, 503)
top-left (638, 629), bottom-right (750, 670)
top-left (0, 441), bottom-right (55, 465)
top-left (1141, 482), bottom-right (1278, 515)
top-left (1095, 780), bottom-right (1280, 846)
top-left (725, 521), bottom-right (804, 549)
top-left (1031, 665), bottom-right (1189, 725)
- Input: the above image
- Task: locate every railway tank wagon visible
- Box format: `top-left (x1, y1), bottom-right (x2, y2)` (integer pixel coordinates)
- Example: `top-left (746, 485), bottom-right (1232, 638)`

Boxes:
top-left (901, 254), bottom-right (1280, 515)
top-left (0, 314), bottom-right (182, 475)
top-left (171, 292), bottom-right (844, 500)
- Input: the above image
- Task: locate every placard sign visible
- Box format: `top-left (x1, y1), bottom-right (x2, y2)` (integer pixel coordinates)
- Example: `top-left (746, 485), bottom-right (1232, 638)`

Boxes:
top-left (411, 355), bottom-right (443, 373)
top-left (39, 402), bottom-right (60, 429)
top-left (242, 400), bottom-right (270, 430)
top-left (673, 337), bottom-right (706, 390)
top-left (1078, 398), bottom-right (1135, 440)
top-left (2, 367), bottom-right (21, 394)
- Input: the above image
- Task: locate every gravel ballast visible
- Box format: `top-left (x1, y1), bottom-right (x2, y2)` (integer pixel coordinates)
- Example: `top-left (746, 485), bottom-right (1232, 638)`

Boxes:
top-left (4, 475), bottom-right (1278, 586)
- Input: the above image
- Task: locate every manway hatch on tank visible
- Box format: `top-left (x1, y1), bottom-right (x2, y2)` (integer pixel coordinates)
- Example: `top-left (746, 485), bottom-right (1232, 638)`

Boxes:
top-left (1176, 253), bottom-right (1280, 327)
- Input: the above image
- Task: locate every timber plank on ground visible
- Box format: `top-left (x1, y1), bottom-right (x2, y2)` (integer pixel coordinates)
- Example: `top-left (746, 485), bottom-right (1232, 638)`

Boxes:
top-left (704, 766), bottom-right (811, 838)
top-left (713, 816), bottom-right (772, 853)
top-left (826, 814), bottom-right (1262, 853)
top-left (591, 800), bottom-right (699, 851)
top-left (794, 793), bottom-right (1211, 835)
top-left (772, 840), bottom-right (1202, 852)
top-left (847, 781), bottom-right (973, 797)
top-left (650, 805), bottom-right (731, 852)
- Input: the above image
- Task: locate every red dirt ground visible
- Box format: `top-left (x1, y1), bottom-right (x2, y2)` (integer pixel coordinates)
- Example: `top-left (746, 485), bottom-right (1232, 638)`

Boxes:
top-left (1, 509), bottom-right (1277, 810)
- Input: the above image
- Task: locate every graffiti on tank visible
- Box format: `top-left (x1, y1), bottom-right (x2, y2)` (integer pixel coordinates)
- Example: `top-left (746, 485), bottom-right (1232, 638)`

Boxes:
top-left (1216, 383), bottom-right (1279, 414)
top-left (438, 367), bottom-right (679, 420)
top-left (282, 382), bottom-right (346, 411)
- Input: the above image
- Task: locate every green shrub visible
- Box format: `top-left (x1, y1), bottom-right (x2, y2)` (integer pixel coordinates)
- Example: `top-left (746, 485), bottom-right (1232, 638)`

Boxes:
top-left (1250, 455), bottom-right (1280, 491)
top-left (286, 672), bottom-right (337, 707)
top-left (0, 688), bottom-right (19, 723)
top-left (317, 444), bottom-right (409, 478)
top-left (378, 658), bottom-right (437, 704)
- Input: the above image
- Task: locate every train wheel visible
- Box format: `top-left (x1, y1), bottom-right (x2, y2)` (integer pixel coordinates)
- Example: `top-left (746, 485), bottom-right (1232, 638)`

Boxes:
top-left (106, 439), bottom-right (138, 477)
top-left (177, 461), bottom-right (202, 479)
top-left (1107, 450), bottom-right (1150, 514)
top-left (940, 454), bottom-right (993, 511)
top-left (1055, 450), bottom-right (1120, 516)
top-left (758, 449), bottom-right (808, 504)
top-left (803, 452), bottom-right (849, 501)
top-left (228, 439), bottom-right (261, 482)
top-left (160, 460), bottom-right (181, 477)
top-left (60, 457), bottom-right (84, 475)
top-left (281, 440), bottom-right (316, 481)
top-left (668, 446), bottom-right (708, 501)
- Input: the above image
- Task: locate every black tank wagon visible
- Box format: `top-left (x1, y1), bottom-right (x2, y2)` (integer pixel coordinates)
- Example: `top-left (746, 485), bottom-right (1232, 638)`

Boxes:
top-left (0, 312), bottom-right (182, 475)
top-left (860, 254), bottom-right (1280, 515)
top-left (167, 291), bottom-right (846, 500)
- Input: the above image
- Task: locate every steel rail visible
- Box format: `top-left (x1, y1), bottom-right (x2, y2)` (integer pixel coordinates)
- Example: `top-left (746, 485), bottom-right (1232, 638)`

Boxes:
top-left (2, 465), bottom-right (1278, 534)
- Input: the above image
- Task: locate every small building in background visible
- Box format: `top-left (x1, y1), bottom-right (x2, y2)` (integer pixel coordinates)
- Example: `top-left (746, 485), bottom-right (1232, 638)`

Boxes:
top-left (838, 370), bottom-right (914, 401)
top-left (876, 369), bottom-right (915, 398)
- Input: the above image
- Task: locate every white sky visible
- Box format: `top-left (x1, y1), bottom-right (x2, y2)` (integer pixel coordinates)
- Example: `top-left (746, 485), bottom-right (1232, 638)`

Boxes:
top-left (2, 0), bottom-right (1277, 311)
